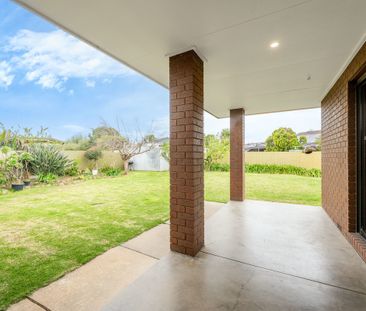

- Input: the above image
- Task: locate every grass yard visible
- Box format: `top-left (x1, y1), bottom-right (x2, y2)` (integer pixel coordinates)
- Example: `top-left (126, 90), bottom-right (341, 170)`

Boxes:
top-left (205, 172), bottom-right (321, 206)
top-left (0, 171), bottom-right (321, 309)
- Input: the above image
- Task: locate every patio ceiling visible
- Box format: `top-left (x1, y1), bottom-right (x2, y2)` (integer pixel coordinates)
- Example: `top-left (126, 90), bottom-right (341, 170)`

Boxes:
top-left (14, 0), bottom-right (366, 117)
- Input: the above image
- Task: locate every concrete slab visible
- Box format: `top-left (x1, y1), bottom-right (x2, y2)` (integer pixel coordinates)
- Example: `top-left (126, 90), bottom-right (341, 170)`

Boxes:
top-left (29, 247), bottom-right (157, 311)
top-left (103, 252), bottom-right (366, 311)
top-left (126, 201), bottom-right (225, 258)
top-left (204, 201), bottom-right (225, 219)
top-left (123, 224), bottom-right (170, 259)
top-left (204, 200), bottom-right (366, 293)
top-left (8, 299), bottom-right (44, 311)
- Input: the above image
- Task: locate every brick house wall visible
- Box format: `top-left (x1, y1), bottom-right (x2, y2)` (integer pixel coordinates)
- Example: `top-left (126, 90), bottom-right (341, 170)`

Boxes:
top-left (322, 42), bottom-right (366, 261)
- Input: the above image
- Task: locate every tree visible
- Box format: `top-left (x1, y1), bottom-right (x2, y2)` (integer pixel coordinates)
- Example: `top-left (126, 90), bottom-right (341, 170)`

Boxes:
top-left (64, 134), bottom-right (92, 151)
top-left (99, 123), bottom-right (157, 174)
top-left (86, 125), bottom-right (118, 148)
top-left (220, 128), bottom-right (230, 143)
top-left (144, 134), bottom-right (156, 143)
top-left (299, 135), bottom-right (307, 146)
top-left (91, 126), bottom-right (120, 140)
top-left (265, 135), bottom-right (275, 151)
top-left (315, 137), bottom-right (321, 151)
top-left (161, 141), bottom-right (170, 162)
top-left (204, 133), bottom-right (229, 170)
top-left (265, 127), bottom-right (299, 151)
top-left (84, 148), bottom-right (102, 170)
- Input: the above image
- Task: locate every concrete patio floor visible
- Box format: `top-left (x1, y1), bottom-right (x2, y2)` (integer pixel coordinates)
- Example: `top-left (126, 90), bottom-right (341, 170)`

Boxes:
top-left (9, 200), bottom-right (366, 310)
top-left (105, 200), bottom-right (366, 311)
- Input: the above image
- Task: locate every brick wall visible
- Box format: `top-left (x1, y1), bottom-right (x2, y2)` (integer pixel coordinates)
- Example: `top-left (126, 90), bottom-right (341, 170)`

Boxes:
top-left (230, 109), bottom-right (245, 201)
top-left (169, 50), bottom-right (204, 256)
top-left (322, 42), bottom-right (366, 262)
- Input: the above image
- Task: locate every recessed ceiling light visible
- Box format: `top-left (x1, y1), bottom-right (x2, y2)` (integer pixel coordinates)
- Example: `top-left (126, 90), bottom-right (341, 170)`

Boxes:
top-left (270, 41), bottom-right (280, 48)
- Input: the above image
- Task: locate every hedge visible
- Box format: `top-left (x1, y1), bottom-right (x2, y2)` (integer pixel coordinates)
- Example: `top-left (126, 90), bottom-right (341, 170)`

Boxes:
top-left (207, 163), bottom-right (321, 177)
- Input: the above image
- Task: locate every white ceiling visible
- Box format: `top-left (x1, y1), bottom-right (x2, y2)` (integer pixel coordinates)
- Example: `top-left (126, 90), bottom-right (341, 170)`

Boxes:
top-left (14, 0), bottom-right (366, 117)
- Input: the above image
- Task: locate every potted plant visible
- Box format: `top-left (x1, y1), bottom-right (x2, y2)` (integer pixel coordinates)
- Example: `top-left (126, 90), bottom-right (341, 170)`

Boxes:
top-left (0, 147), bottom-right (24, 191)
top-left (20, 151), bottom-right (33, 187)
top-left (6, 153), bottom-right (25, 191)
top-left (84, 149), bottom-right (102, 176)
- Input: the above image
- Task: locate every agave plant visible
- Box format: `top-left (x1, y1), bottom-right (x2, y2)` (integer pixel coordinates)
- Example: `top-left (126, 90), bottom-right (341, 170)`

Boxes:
top-left (28, 144), bottom-right (72, 176)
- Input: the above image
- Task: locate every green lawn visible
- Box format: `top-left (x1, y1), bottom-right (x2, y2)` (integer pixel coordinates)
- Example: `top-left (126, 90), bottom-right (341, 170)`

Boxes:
top-left (0, 171), bottom-right (320, 309)
top-left (205, 172), bottom-right (321, 206)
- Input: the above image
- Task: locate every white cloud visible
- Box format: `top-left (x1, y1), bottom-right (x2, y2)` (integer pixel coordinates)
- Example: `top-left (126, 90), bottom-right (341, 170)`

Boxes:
top-left (63, 124), bottom-right (88, 133)
top-left (7, 29), bottom-right (134, 90)
top-left (0, 61), bottom-right (14, 88)
top-left (37, 73), bottom-right (63, 90)
top-left (85, 80), bottom-right (96, 88)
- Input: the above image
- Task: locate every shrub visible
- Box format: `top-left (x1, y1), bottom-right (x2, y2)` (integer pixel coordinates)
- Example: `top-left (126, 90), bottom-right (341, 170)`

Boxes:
top-left (245, 163), bottom-right (321, 177)
top-left (207, 163), bottom-right (230, 172)
top-left (37, 173), bottom-right (57, 184)
top-left (100, 166), bottom-right (122, 176)
top-left (62, 143), bottom-right (80, 151)
top-left (205, 162), bottom-right (321, 177)
top-left (0, 175), bottom-right (6, 186)
top-left (84, 149), bottom-right (102, 161)
top-left (28, 144), bottom-right (72, 176)
top-left (64, 134), bottom-right (92, 151)
top-left (0, 150), bottom-right (24, 184)
top-left (64, 161), bottom-right (79, 176)
top-left (84, 149), bottom-right (102, 169)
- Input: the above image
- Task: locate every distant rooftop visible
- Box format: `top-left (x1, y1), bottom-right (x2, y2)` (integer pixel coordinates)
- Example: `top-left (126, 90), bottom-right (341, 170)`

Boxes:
top-left (297, 130), bottom-right (321, 136)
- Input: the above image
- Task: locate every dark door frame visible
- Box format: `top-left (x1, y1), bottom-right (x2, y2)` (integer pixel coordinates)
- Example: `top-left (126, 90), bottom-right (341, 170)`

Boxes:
top-left (357, 77), bottom-right (366, 238)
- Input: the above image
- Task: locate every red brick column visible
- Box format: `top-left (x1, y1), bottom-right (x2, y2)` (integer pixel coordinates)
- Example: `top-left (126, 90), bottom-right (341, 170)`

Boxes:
top-left (169, 50), bottom-right (204, 256)
top-left (230, 109), bottom-right (244, 201)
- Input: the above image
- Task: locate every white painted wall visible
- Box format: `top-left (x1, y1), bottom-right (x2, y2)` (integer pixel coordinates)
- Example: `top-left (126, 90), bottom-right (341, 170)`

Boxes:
top-left (131, 146), bottom-right (169, 171)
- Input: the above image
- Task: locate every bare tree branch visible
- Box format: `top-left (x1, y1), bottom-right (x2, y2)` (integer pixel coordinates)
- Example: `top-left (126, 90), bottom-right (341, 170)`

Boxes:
top-left (98, 120), bottom-right (158, 174)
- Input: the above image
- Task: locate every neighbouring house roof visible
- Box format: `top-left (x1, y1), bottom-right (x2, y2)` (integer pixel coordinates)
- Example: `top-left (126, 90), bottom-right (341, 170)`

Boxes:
top-left (297, 130), bottom-right (321, 144)
top-left (155, 137), bottom-right (169, 145)
top-left (245, 143), bottom-right (266, 152)
top-left (296, 130), bottom-right (321, 137)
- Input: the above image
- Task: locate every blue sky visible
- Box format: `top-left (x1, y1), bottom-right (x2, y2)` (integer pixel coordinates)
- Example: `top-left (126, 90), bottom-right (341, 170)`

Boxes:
top-left (0, 0), bottom-right (320, 142)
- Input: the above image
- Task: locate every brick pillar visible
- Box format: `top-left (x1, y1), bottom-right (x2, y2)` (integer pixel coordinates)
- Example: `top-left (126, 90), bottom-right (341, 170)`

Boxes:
top-left (230, 109), bottom-right (245, 201)
top-left (169, 50), bottom-right (204, 256)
